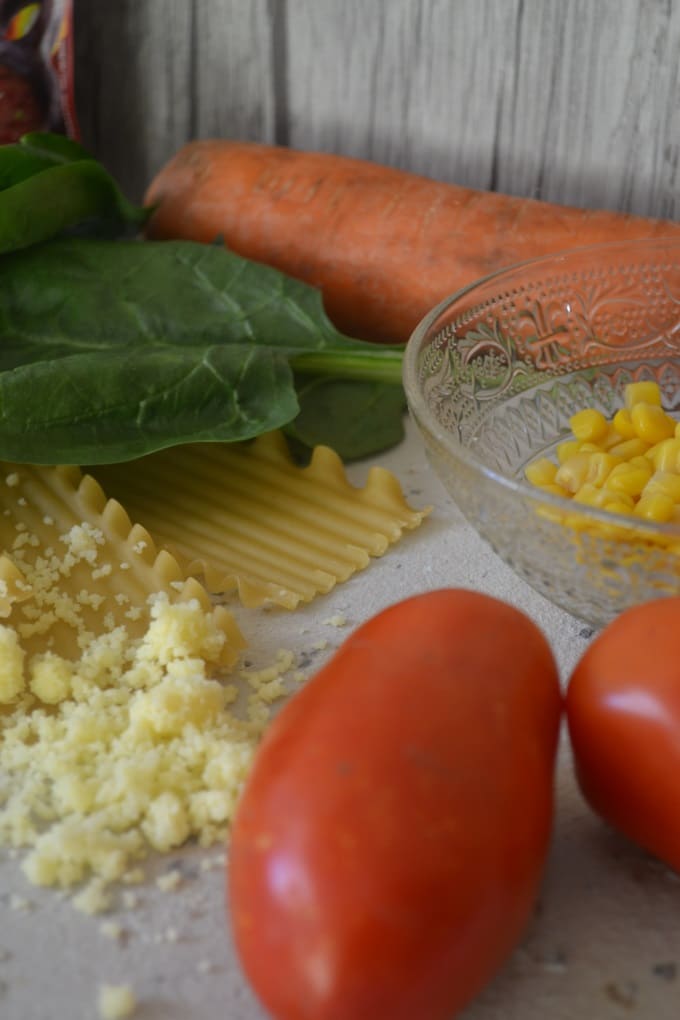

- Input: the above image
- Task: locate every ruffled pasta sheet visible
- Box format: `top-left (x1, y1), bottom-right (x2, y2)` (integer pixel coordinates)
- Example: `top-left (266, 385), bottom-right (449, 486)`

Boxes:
top-left (91, 432), bottom-right (430, 609)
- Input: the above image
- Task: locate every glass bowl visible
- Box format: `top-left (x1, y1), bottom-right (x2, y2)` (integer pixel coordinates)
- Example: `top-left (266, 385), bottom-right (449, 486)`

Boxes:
top-left (403, 237), bottom-right (680, 628)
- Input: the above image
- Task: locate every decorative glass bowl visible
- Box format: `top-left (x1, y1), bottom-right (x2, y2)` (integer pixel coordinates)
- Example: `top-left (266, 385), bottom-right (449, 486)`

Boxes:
top-left (403, 238), bottom-right (680, 628)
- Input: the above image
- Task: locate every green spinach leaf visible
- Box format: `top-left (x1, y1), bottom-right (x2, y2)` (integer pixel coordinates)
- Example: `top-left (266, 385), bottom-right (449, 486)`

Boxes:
top-left (0, 132), bottom-right (147, 253)
top-left (285, 377), bottom-right (406, 462)
top-left (0, 237), bottom-right (404, 464)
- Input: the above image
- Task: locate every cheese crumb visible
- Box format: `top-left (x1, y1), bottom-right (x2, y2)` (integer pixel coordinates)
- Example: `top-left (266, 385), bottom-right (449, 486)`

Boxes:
top-left (9, 894), bottom-right (32, 912)
top-left (100, 921), bottom-right (126, 941)
top-left (29, 652), bottom-right (73, 704)
top-left (156, 869), bottom-right (183, 892)
top-left (98, 984), bottom-right (136, 1020)
top-left (0, 625), bottom-right (25, 702)
top-left (122, 869), bottom-right (145, 886)
top-left (73, 878), bottom-right (114, 915)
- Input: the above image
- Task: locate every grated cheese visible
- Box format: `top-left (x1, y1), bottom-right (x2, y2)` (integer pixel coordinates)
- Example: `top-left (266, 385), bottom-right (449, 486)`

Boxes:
top-left (0, 464), bottom-right (291, 901)
top-left (0, 592), bottom-right (284, 892)
top-left (98, 984), bottom-right (136, 1020)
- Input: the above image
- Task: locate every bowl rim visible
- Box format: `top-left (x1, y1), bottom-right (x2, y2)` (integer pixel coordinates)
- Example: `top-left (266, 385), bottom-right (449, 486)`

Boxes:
top-left (402, 238), bottom-right (680, 543)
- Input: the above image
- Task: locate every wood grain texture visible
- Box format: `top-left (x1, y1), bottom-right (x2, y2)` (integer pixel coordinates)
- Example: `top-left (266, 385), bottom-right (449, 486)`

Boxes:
top-left (74, 0), bottom-right (680, 217)
top-left (73, 0), bottom-right (276, 200)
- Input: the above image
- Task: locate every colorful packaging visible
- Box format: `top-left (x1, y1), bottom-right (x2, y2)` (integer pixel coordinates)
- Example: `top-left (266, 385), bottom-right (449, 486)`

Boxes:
top-left (0, 0), bottom-right (77, 142)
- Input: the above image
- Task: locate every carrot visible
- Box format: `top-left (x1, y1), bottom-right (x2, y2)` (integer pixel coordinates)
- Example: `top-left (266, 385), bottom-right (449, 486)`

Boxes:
top-left (145, 140), bottom-right (680, 344)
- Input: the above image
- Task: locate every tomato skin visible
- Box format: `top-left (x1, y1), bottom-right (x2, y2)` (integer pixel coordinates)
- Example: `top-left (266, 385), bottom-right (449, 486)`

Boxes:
top-left (228, 589), bottom-right (562, 1020)
top-left (567, 596), bottom-right (680, 872)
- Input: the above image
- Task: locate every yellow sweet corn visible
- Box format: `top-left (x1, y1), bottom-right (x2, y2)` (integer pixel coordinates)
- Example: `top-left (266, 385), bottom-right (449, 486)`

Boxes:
top-left (523, 378), bottom-right (680, 549)
top-left (524, 457), bottom-right (558, 486)
top-left (624, 381), bottom-right (662, 409)
top-left (608, 437), bottom-right (651, 460)
top-left (556, 439), bottom-right (582, 464)
top-left (642, 470), bottom-right (680, 503)
top-left (570, 408), bottom-right (609, 443)
top-left (634, 491), bottom-right (675, 523)
top-left (555, 452), bottom-right (593, 493)
top-left (646, 437), bottom-right (680, 472)
top-left (535, 482), bottom-right (569, 498)
top-left (630, 402), bottom-right (676, 444)
top-left (601, 424), bottom-right (628, 450)
top-left (572, 483), bottom-right (603, 507)
top-left (606, 458), bottom-right (653, 498)
top-left (572, 484), bottom-right (634, 511)
top-left (585, 451), bottom-right (620, 487)
top-left (612, 408), bottom-right (636, 439)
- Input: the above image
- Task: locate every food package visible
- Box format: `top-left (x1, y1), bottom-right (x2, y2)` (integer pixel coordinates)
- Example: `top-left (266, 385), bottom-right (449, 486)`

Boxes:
top-left (0, 0), bottom-right (77, 142)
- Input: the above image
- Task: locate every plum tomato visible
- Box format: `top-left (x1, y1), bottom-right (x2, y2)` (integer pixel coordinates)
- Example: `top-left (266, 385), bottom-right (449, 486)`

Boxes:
top-left (227, 588), bottom-right (563, 1020)
top-left (567, 596), bottom-right (680, 873)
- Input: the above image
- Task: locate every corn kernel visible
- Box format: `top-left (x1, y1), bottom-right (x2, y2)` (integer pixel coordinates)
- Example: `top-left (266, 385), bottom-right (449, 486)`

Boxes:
top-left (612, 408), bottom-right (636, 439)
top-left (606, 458), bottom-right (653, 498)
top-left (535, 482), bottom-right (568, 497)
top-left (536, 503), bottom-right (567, 525)
top-left (556, 440), bottom-right (582, 464)
top-left (600, 424), bottom-right (627, 450)
top-left (555, 452), bottom-right (592, 494)
top-left (563, 508), bottom-right (594, 531)
top-left (608, 437), bottom-right (651, 460)
top-left (642, 470), bottom-right (680, 503)
top-left (603, 499), bottom-right (638, 516)
top-left (599, 488), bottom-right (635, 510)
top-left (572, 483), bottom-right (603, 507)
top-left (570, 408), bottom-right (609, 443)
top-left (585, 451), bottom-right (620, 487)
top-left (634, 491), bottom-right (675, 522)
top-left (624, 381), bottom-right (662, 409)
top-left (524, 457), bottom-right (558, 486)
top-left (571, 484), bottom-right (633, 512)
top-left (630, 402), bottom-right (676, 444)
top-left (646, 437), bottom-right (680, 472)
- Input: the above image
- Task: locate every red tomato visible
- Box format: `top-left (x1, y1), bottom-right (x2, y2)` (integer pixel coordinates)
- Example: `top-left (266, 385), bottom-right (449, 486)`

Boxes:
top-left (567, 596), bottom-right (680, 872)
top-left (228, 589), bottom-right (563, 1020)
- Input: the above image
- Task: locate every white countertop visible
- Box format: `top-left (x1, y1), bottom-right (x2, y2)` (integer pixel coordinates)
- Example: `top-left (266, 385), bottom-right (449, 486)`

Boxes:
top-left (2, 418), bottom-right (679, 1020)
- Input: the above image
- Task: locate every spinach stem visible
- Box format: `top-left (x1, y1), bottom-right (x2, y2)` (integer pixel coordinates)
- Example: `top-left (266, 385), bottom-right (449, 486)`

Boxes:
top-left (291, 346), bottom-right (404, 385)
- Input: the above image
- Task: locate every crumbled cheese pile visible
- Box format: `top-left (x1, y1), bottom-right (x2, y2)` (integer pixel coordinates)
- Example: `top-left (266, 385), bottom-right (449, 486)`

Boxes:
top-left (1, 594), bottom-right (262, 888)
top-left (0, 462), bottom-right (302, 899)
top-left (0, 592), bottom-right (290, 895)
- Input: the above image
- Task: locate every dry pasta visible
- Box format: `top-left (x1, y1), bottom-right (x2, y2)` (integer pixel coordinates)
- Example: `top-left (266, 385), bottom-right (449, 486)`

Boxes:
top-left (91, 431), bottom-right (430, 609)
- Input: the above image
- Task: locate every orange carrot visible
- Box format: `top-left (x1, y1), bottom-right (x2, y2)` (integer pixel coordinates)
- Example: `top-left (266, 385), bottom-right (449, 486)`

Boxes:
top-left (145, 141), bottom-right (680, 344)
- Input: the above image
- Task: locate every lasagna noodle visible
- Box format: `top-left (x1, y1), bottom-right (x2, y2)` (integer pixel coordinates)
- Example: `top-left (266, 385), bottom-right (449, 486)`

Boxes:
top-left (91, 432), bottom-right (430, 609)
top-left (0, 463), bottom-right (244, 666)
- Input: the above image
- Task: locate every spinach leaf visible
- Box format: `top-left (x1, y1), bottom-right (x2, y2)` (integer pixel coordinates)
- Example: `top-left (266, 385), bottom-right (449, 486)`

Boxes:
top-left (0, 237), bottom-right (404, 464)
top-left (0, 132), bottom-right (147, 253)
top-left (285, 377), bottom-right (406, 462)
top-left (0, 133), bottom-right (93, 190)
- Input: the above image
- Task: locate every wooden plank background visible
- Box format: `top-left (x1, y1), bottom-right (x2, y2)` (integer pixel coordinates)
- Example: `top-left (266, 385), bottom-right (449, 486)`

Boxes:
top-left (73, 0), bottom-right (680, 218)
